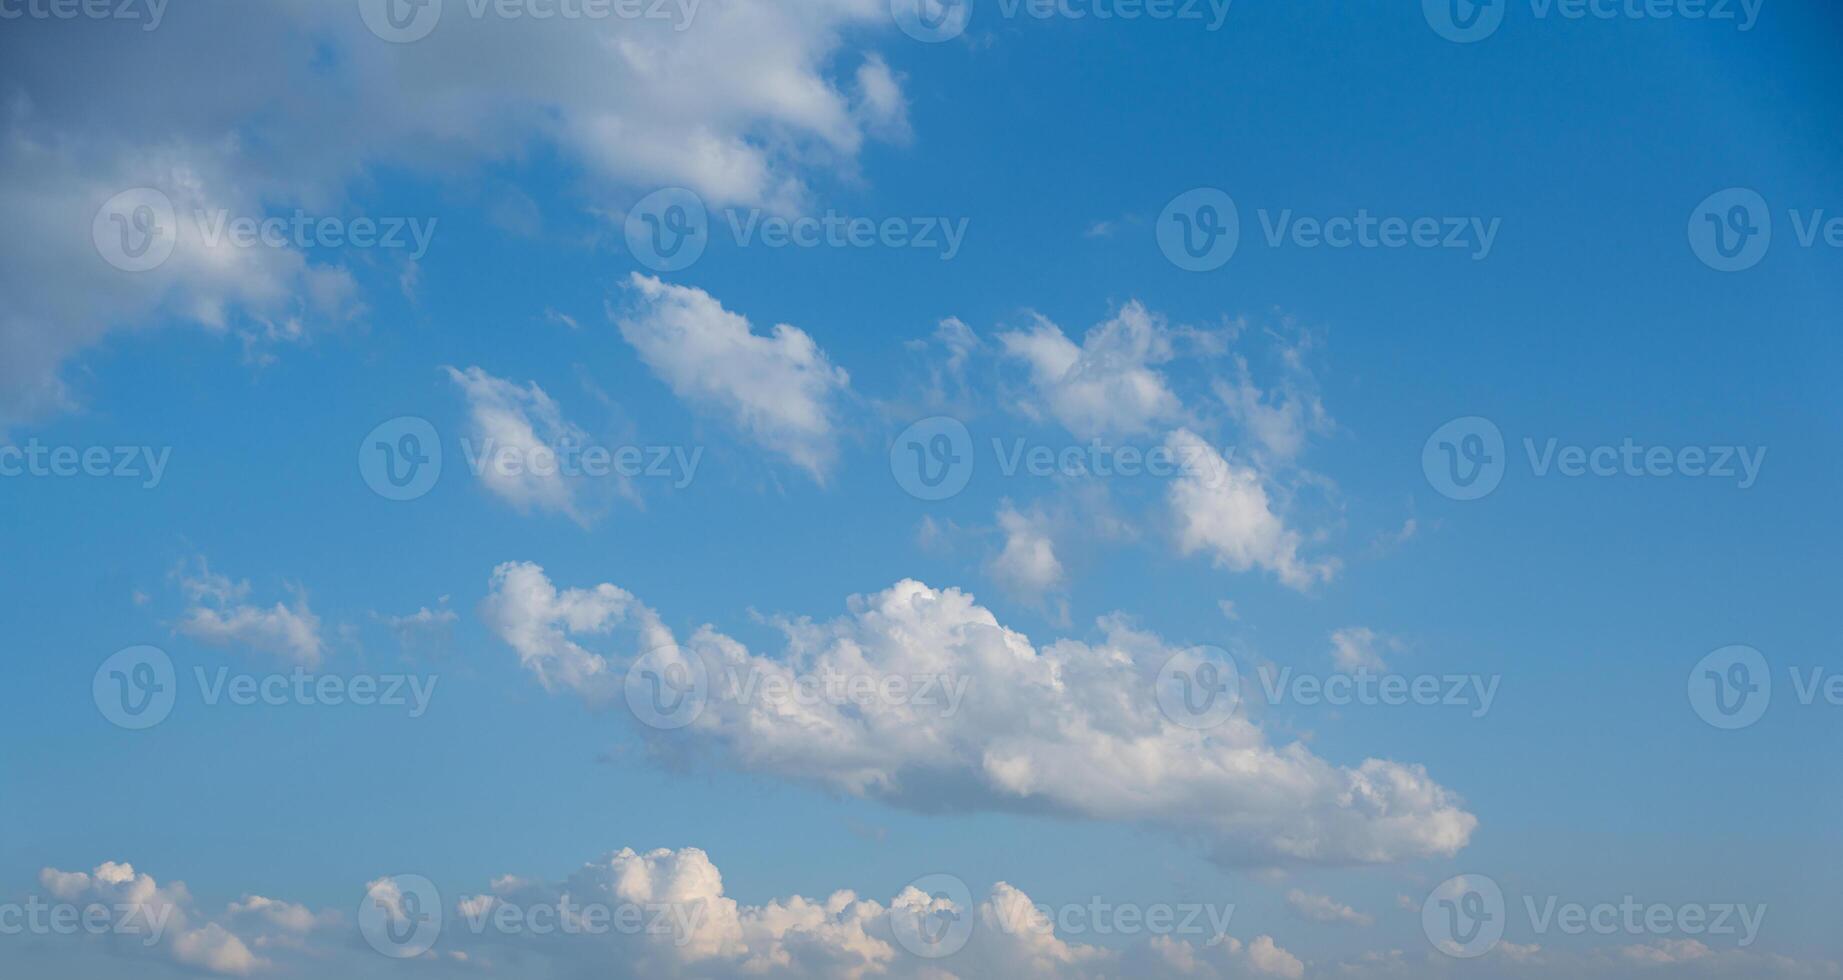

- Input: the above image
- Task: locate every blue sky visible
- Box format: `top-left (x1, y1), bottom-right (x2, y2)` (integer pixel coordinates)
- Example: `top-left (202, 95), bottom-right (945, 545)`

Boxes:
top-left (1, 1), bottom-right (1839, 977)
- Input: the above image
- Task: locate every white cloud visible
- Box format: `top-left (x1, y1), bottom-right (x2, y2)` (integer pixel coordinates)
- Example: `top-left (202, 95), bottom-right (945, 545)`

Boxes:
top-left (0, 0), bottom-right (904, 428)
top-left (486, 564), bottom-right (1475, 867)
top-left (996, 302), bottom-right (1183, 439)
top-left (615, 274), bottom-right (850, 478)
top-left (480, 560), bottom-right (671, 706)
top-left (447, 365), bottom-right (608, 524)
top-left (988, 501), bottom-right (1065, 597)
top-left (1284, 889), bottom-right (1373, 927)
top-left (1328, 628), bottom-right (1391, 673)
top-left (1165, 430), bottom-right (1338, 591)
top-left (174, 560), bottom-right (324, 667)
top-left (33, 861), bottom-right (326, 977)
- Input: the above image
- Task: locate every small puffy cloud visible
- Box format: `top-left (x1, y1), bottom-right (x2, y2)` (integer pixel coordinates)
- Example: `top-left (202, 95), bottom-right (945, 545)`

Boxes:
top-left (988, 502), bottom-right (1065, 598)
top-left (447, 365), bottom-right (608, 524)
top-left (174, 559), bottom-right (324, 667)
top-left (480, 560), bottom-right (671, 705)
top-left (1285, 889), bottom-right (1373, 926)
top-left (1328, 628), bottom-right (1392, 673)
top-left (615, 275), bottom-right (850, 479)
top-left (1165, 430), bottom-right (1337, 591)
top-left (996, 302), bottom-right (1182, 439)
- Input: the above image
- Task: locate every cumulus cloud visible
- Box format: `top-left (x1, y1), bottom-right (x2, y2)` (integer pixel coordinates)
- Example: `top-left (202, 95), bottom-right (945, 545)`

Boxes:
top-left (615, 275), bottom-right (851, 479)
top-left (447, 365), bottom-right (610, 524)
top-left (174, 560), bottom-right (324, 667)
top-left (32, 861), bottom-right (333, 977)
top-left (0, 0), bottom-right (904, 428)
top-left (996, 302), bottom-right (1183, 439)
top-left (1284, 889), bottom-right (1373, 927)
top-left (1165, 430), bottom-right (1338, 591)
top-left (483, 564), bottom-right (1475, 866)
